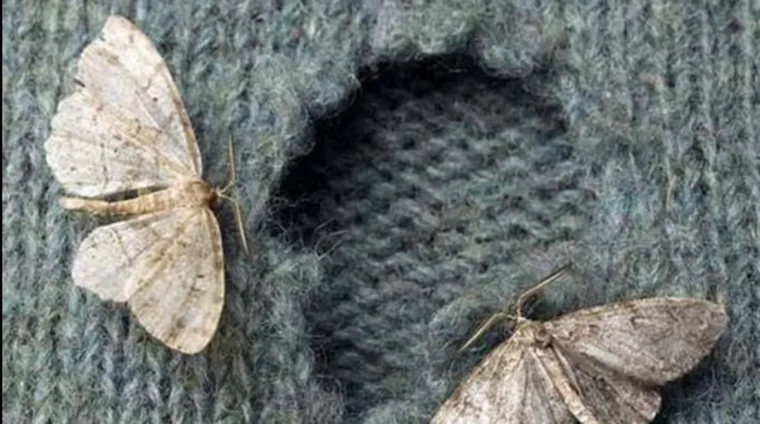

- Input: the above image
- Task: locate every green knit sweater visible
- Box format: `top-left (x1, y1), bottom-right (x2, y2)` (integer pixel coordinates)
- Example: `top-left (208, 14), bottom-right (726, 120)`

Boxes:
top-left (3, 1), bottom-right (757, 422)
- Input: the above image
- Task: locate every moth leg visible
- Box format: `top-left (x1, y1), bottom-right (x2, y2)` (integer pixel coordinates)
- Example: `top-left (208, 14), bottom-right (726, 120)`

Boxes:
top-left (217, 136), bottom-right (251, 256)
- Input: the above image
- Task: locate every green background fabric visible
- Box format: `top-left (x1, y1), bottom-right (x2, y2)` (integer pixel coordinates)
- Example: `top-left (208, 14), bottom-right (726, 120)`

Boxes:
top-left (3, 0), bottom-right (758, 423)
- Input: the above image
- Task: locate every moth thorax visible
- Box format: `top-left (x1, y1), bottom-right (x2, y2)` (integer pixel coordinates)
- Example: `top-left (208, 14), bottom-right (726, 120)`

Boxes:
top-left (178, 180), bottom-right (216, 207)
top-left (517, 321), bottom-right (552, 348)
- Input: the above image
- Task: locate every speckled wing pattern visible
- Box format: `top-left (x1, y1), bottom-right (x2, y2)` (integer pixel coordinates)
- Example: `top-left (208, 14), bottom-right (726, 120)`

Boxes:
top-left (432, 324), bottom-right (573, 424)
top-left (71, 208), bottom-right (224, 354)
top-left (432, 298), bottom-right (728, 423)
top-left (45, 15), bottom-right (201, 197)
top-left (43, 16), bottom-right (225, 354)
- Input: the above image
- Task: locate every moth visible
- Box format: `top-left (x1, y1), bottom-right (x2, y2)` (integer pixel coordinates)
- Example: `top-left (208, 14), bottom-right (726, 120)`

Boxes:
top-left (44, 15), bottom-right (247, 354)
top-left (432, 265), bottom-right (728, 424)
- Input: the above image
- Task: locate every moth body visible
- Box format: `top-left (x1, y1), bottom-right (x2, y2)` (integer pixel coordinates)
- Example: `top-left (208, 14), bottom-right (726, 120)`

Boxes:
top-left (44, 15), bottom-right (228, 354)
top-left (511, 319), bottom-right (552, 348)
top-left (432, 296), bottom-right (728, 424)
top-left (59, 180), bottom-right (217, 216)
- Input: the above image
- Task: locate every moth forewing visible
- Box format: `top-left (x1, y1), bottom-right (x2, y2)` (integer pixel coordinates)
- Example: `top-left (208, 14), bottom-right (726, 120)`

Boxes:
top-left (45, 15), bottom-right (228, 354)
top-left (432, 323), bottom-right (574, 424)
top-left (542, 297), bottom-right (729, 385)
top-left (531, 346), bottom-right (601, 424)
top-left (552, 340), bottom-right (661, 424)
top-left (432, 271), bottom-right (728, 424)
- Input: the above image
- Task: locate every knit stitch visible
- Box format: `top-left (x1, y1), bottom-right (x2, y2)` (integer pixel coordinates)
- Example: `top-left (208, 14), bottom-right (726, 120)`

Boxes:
top-left (3, 1), bottom-right (757, 423)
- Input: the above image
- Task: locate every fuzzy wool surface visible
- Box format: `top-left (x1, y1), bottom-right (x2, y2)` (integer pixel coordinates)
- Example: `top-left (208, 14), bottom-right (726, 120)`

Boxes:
top-left (2, 1), bottom-right (758, 423)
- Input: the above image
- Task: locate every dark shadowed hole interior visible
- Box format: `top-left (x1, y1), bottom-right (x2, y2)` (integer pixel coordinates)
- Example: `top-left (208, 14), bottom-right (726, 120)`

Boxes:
top-left (271, 53), bottom-right (584, 418)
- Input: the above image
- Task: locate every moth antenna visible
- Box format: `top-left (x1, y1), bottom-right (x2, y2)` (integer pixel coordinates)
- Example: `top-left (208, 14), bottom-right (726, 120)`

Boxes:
top-left (457, 312), bottom-right (518, 353)
top-left (217, 136), bottom-right (251, 257)
top-left (218, 193), bottom-right (251, 257)
top-left (458, 264), bottom-right (572, 353)
top-left (220, 135), bottom-right (237, 194)
top-left (513, 263), bottom-right (572, 318)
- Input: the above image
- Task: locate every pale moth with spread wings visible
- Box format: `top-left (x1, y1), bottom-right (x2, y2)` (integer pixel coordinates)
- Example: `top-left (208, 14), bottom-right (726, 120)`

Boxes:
top-left (432, 266), bottom-right (728, 424)
top-left (45, 15), bottom-right (246, 354)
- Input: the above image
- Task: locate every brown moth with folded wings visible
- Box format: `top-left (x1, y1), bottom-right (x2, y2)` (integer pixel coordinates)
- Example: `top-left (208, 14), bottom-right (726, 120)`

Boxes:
top-left (44, 15), bottom-right (247, 354)
top-left (432, 266), bottom-right (728, 424)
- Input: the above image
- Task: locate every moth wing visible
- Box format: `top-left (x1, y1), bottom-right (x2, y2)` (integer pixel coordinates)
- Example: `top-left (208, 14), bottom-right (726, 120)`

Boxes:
top-left (72, 207), bottom-right (224, 354)
top-left (554, 345), bottom-right (661, 424)
top-left (432, 328), bottom-right (574, 424)
top-left (543, 297), bottom-right (728, 385)
top-left (45, 15), bottom-right (202, 198)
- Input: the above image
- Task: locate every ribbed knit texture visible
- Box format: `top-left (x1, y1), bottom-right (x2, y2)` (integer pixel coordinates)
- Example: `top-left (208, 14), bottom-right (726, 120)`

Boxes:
top-left (2, 1), bottom-right (758, 423)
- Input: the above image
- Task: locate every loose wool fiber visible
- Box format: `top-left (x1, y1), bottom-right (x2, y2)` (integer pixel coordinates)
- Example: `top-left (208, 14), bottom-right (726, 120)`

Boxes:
top-left (3, 1), bottom-right (758, 423)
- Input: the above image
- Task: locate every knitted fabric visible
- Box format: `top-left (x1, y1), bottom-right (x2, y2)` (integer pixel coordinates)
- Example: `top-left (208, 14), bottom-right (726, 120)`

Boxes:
top-left (2, 1), bottom-right (758, 423)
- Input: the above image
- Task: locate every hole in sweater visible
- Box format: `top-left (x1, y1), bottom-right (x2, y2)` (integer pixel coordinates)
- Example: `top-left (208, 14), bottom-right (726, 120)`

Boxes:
top-left (273, 53), bottom-right (589, 418)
